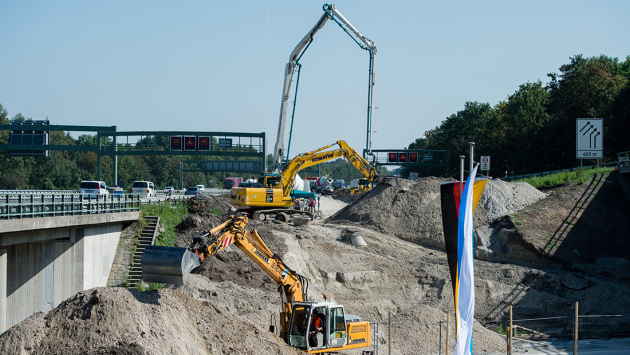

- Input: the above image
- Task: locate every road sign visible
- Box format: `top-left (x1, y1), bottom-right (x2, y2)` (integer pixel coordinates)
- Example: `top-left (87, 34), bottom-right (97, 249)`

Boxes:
top-left (219, 138), bottom-right (232, 148)
top-left (480, 156), bottom-right (490, 171)
top-left (410, 172), bottom-right (419, 180)
top-left (198, 136), bottom-right (210, 151)
top-left (576, 118), bottom-right (603, 159)
top-left (170, 136), bottom-right (183, 150)
top-left (184, 136), bottom-right (197, 151)
top-left (9, 120), bottom-right (50, 157)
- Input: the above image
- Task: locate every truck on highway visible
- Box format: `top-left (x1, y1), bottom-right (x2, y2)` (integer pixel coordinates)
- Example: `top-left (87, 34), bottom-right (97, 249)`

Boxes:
top-left (224, 177), bottom-right (243, 190)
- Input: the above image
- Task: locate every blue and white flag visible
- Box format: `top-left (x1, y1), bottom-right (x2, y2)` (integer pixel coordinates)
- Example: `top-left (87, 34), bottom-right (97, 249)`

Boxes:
top-left (455, 164), bottom-right (478, 355)
top-left (440, 164), bottom-right (487, 355)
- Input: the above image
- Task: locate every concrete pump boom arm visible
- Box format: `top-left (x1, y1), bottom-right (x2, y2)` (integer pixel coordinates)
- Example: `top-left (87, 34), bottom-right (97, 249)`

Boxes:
top-left (272, 3), bottom-right (377, 172)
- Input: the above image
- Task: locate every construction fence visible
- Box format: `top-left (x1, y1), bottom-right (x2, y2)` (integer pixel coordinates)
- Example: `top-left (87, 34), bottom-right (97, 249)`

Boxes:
top-left (361, 306), bottom-right (630, 355)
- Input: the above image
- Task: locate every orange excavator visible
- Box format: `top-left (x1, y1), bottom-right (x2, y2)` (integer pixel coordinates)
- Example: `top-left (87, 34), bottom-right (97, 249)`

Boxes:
top-left (141, 215), bottom-right (371, 353)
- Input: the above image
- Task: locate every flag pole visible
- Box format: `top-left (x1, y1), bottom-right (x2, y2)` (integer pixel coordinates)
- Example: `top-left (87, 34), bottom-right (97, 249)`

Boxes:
top-left (469, 142), bottom-right (475, 175)
top-left (459, 155), bottom-right (465, 196)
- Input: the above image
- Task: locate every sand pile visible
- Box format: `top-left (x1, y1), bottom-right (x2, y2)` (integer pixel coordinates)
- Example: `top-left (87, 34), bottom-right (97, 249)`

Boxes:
top-left (327, 177), bottom-right (546, 250)
top-left (387, 306), bottom-right (506, 354)
top-left (0, 287), bottom-right (301, 355)
top-left (327, 177), bottom-right (449, 248)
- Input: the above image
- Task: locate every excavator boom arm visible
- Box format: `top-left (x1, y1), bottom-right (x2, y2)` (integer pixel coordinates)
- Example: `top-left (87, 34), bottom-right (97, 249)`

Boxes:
top-left (278, 140), bottom-right (379, 197)
top-left (199, 216), bottom-right (306, 303)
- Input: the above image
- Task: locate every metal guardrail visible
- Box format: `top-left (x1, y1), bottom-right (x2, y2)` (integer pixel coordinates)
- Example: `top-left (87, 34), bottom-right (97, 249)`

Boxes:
top-left (0, 193), bottom-right (141, 219)
top-left (0, 190), bottom-right (80, 194)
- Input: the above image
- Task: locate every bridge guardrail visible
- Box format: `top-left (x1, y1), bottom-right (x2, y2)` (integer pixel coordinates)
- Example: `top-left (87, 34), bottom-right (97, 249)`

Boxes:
top-left (0, 190), bottom-right (80, 195)
top-left (0, 193), bottom-right (141, 219)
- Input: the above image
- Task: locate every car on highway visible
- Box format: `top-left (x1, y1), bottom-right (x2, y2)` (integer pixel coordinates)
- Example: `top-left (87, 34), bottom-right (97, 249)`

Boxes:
top-left (185, 186), bottom-right (202, 196)
top-left (107, 186), bottom-right (123, 195)
top-left (130, 181), bottom-right (156, 198)
top-left (164, 186), bottom-right (175, 196)
top-left (196, 185), bottom-right (205, 193)
top-left (79, 181), bottom-right (109, 199)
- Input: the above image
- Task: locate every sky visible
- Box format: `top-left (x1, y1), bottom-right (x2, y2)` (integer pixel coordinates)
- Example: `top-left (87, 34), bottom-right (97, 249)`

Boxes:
top-left (1, 0), bottom-right (629, 161)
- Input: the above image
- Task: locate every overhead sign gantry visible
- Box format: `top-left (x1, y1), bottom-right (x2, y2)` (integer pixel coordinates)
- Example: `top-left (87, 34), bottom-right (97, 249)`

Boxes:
top-left (0, 123), bottom-right (265, 186)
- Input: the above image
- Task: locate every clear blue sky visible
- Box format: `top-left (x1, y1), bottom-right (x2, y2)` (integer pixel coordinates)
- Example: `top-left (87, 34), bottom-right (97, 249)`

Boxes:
top-left (1, 1), bottom-right (628, 159)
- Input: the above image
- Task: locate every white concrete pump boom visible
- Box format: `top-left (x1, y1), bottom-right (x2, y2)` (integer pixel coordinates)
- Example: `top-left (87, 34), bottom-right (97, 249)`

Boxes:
top-left (272, 3), bottom-right (377, 172)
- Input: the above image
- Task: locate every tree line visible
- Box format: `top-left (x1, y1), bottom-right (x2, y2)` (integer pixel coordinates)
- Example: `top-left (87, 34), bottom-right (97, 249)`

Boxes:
top-left (3, 54), bottom-right (627, 188)
top-left (405, 54), bottom-right (630, 178)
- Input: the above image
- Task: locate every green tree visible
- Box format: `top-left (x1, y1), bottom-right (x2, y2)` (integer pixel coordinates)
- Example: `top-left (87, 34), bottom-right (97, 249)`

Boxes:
top-left (546, 55), bottom-right (628, 167)
top-left (497, 81), bottom-right (550, 174)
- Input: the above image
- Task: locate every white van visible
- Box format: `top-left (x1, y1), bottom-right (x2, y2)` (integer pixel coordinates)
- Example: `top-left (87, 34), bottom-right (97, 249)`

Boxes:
top-left (131, 181), bottom-right (156, 198)
top-left (79, 181), bottom-right (109, 199)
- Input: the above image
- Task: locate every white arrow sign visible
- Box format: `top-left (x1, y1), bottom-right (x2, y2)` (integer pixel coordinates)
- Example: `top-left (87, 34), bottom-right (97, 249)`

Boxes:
top-left (576, 118), bottom-right (603, 159)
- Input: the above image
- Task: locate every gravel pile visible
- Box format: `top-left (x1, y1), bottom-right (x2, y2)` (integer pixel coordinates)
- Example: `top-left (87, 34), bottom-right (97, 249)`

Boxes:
top-left (478, 179), bottom-right (547, 223)
top-left (389, 305), bottom-right (506, 354)
top-left (0, 287), bottom-right (301, 355)
top-left (327, 177), bottom-right (546, 250)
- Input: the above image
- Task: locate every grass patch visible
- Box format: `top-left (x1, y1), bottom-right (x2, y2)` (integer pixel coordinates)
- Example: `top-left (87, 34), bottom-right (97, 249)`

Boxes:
top-left (517, 167), bottom-right (613, 188)
top-left (135, 202), bottom-right (188, 292)
top-left (140, 202), bottom-right (188, 247)
top-left (135, 281), bottom-right (163, 292)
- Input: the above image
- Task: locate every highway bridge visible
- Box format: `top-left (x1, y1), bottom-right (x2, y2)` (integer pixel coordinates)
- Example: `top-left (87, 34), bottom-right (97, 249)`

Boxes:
top-left (0, 192), bottom-right (141, 333)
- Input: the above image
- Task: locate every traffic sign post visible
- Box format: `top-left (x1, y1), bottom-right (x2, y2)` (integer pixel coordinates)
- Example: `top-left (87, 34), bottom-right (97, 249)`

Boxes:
top-left (480, 156), bottom-right (490, 173)
top-left (576, 118), bottom-right (603, 160)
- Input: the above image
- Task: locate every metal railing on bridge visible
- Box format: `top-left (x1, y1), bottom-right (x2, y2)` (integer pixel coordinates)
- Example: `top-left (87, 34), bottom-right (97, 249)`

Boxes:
top-left (0, 192), bottom-right (141, 219)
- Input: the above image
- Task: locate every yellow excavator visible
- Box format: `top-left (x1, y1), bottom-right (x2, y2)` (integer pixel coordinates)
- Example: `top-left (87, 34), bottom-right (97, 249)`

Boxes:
top-left (231, 140), bottom-right (388, 222)
top-left (141, 215), bottom-right (371, 353)
top-left (350, 178), bottom-right (372, 195)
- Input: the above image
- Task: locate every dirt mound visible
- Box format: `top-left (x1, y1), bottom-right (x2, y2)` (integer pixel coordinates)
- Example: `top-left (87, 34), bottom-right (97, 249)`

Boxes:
top-left (327, 177), bottom-right (546, 250)
top-left (175, 214), bottom-right (291, 294)
top-left (0, 287), bottom-right (301, 355)
top-left (327, 177), bottom-right (449, 248)
top-left (186, 194), bottom-right (234, 215)
top-left (389, 306), bottom-right (506, 354)
top-left (502, 172), bottom-right (630, 277)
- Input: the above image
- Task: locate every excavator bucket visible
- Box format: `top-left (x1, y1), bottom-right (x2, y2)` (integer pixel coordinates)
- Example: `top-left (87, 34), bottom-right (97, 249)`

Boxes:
top-left (141, 245), bottom-right (200, 285)
top-left (379, 175), bottom-right (398, 187)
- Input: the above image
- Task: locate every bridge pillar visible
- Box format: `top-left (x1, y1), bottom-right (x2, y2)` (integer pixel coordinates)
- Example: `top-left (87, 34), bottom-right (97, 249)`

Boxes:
top-left (0, 249), bottom-right (6, 334)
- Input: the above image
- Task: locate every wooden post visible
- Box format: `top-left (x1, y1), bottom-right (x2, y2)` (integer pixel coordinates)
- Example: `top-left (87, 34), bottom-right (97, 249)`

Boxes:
top-left (509, 305), bottom-right (513, 355)
top-left (388, 310), bottom-right (392, 355)
top-left (574, 302), bottom-right (579, 355)
top-left (445, 311), bottom-right (450, 355)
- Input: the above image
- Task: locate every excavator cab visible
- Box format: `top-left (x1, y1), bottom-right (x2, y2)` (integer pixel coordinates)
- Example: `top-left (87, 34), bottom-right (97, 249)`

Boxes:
top-left (288, 301), bottom-right (369, 352)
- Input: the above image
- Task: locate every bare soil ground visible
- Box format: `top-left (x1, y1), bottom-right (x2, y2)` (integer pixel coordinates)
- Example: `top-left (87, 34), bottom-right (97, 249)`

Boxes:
top-left (0, 287), bottom-right (301, 355)
top-left (506, 173), bottom-right (630, 279)
top-left (3, 174), bottom-right (630, 354)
